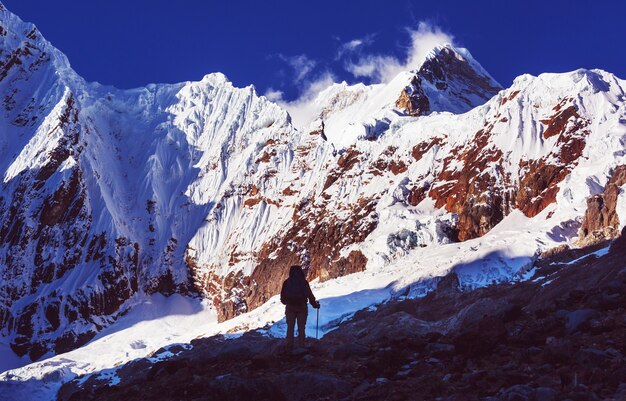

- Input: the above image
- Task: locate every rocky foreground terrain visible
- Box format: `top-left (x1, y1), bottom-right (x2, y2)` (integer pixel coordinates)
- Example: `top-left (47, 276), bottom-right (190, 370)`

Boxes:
top-left (58, 229), bottom-right (626, 401)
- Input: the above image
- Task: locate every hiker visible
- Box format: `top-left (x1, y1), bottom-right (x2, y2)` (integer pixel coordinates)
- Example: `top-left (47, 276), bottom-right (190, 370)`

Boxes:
top-left (280, 265), bottom-right (320, 349)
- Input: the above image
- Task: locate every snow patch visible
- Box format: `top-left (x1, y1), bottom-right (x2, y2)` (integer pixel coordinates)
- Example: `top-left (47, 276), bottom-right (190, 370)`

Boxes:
top-left (616, 185), bottom-right (626, 231)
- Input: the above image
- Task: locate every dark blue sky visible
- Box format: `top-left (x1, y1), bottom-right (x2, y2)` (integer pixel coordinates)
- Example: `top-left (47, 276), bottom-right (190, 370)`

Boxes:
top-left (4, 0), bottom-right (625, 99)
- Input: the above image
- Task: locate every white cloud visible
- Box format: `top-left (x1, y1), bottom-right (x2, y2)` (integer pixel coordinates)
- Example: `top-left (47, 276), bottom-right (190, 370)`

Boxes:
top-left (344, 39), bottom-right (364, 51)
top-left (278, 54), bottom-right (316, 81)
top-left (336, 38), bottom-right (363, 58)
top-left (345, 54), bottom-right (401, 82)
top-left (266, 72), bottom-right (336, 129)
top-left (265, 24), bottom-right (453, 128)
top-left (335, 34), bottom-right (376, 60)
top-left (264, 88), bottom-right (284, 102)
top-left (345, 22), bottom-right (454, 83)
top-left (269, 53), bottom-right (336, 128)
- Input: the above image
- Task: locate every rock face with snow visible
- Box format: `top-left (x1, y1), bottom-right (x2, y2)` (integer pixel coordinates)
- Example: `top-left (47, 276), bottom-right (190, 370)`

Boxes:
top-left (578, 165), bottom-right (626, 246)
top-left (1, 2), bottom-right (626, 363)
top-left (0, 4), bottom-right (298, 359)
top-left (395, 45), bottom-right (502, 117)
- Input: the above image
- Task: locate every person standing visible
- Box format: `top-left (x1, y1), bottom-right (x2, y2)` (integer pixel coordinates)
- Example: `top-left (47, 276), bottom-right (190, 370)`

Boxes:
top-left (280, 265), bottom-right (320, 349)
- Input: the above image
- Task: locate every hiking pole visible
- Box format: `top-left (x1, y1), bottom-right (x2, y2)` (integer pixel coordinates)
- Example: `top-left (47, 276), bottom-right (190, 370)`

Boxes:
top-left (316, 307), bottom-right (319, 339)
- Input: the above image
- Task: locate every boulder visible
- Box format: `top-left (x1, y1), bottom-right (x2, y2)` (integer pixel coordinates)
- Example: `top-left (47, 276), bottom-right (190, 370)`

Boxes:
top-left (535, 387), bottom-right (558, 401)
top-left (325, 311), bottom-right (439, 347)
top-left (425, 343), bottom-right (456, 357)
top-left (498, 384), bottom-right (534, 401)
top-left (574, 347), bottom-right (620, 367)
top-left (331, 342), bottom-right (369, 360)
top-left (273, 372), bottom-right (351, 401)
top-left (543, 337), bottom-right (573, 364)
top-left (561, 309), bottom-right (600, 334)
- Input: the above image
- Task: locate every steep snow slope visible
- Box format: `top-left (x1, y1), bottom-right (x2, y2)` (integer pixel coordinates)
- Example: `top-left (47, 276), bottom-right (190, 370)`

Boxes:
top-left (0, 1), bottom-right (626, 381)
top-left (0, 3), bottom-right (299, 360)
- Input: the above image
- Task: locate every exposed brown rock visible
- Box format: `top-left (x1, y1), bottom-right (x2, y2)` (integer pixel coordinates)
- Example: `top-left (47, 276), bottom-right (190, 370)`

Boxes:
top-left (281, 186), bottom-right (298, 196)
top-left (515, 160), bottom-right (568, 218)
top-left (395, 76), bottom-right (430, 116)
top-left (0, 33), bottom-right (49, 85)
top-left (429, 127), bottom-right (511, 241)
top-left (0, 98), bottom-right (179, 360)
top-left (256, 140), bottom-right (278, 164)
top-left (25, 27), bottom-right (38, 40)
top-left (256, 150), bottom-right (274, 163)
top-left (407, 181), bottom-right (429, 206)
top-left (58, 94), bottom-right (78, 127)
top-left (207, 270), bottom-right (250, 323)
top-left (423, 98), bottom-right (591, 239)
top-left (202, 197), bottom-right (378, 322)
top-left (542, 105), bottom-right (580, 139)
top-left (411, 137), bottom-right (445, 162)
top-left (389, 160), bottom-right (408, 175)
top-left (500, 90), bottom-right (520, 106)
top-left (418, 46), bottom-right (501, 104)
top-left (54, 330), bottom-right (96, 355)
top-left (39, 169), bottom-right (84, 227)
top-left (516, 107), bottom-right (590, 218)
top-left (330, 250), bottom-right (368, 280)
top-left (0, 45), bottom-right (31, 81)
top-left (243, 197), bottom-right (280, 208)
top-left (578, 165), bottom-right (626, 246)
top-left (370, 147), bottom-right (408, 176)
top-left (323, 147), bottom-right (361, 191)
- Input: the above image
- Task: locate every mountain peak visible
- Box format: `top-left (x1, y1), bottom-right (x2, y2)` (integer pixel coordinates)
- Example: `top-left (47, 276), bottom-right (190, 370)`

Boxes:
top-left (392, 43), bottom-right (502, 116)
top-left (418, 44), bottom-right (501, 94)
top-left (300, 44), bottom-right (504, 147)
top-left (0, 2), bottom-right (75, 83)
top-left (199, 72), bottom-right (230, 85)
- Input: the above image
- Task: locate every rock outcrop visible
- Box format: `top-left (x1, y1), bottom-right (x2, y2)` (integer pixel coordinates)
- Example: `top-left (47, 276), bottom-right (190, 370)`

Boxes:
top-left (417, 45), bottom-right (502, 110)
top-left (395, 76), bottom-right (430, 116)
top-left (578, 165), bottom-right (626, 246)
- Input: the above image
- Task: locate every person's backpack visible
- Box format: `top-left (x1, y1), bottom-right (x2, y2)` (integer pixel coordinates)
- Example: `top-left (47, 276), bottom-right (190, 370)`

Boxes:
top-left (281, 278), bottom-right (307, 305)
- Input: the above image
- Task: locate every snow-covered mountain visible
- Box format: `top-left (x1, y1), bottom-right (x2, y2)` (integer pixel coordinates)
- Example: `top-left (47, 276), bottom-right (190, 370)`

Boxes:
top-left (0, 0), bottom-right (625, 372)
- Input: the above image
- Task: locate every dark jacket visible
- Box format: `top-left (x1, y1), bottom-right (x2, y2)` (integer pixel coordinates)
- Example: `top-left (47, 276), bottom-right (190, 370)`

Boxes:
top-left (280, 266), bottom-right (319, 311)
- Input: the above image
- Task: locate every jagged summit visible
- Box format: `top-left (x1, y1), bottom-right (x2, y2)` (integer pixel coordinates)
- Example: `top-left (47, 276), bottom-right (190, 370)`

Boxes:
top-left (0, 3), bottom-right (75, 82)
top-left (198, 72), bottom-right (232, 86)
top-left (422, 44), bottom-right (501, 87)
top-left (411, 43), bottom-right (502, 113)
top-left (305, 43), bottom-right (503, 148)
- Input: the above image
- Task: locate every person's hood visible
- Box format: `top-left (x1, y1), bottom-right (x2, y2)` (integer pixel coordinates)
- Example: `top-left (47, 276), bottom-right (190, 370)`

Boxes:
top-left (288, 265), bottom-right (305, 279)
